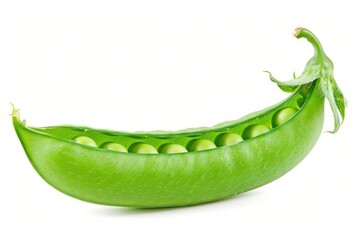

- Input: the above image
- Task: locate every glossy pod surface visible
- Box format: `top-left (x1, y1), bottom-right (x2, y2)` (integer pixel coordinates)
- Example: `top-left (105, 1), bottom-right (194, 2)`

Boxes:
top-left (13, 83), bottom-right (323, 207)
top-left (12, 28), bottom-right (345, 208)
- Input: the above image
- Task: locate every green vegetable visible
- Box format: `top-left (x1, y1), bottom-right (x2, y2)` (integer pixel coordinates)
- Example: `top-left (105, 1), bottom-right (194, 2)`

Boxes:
top-left (73, 136), bottom-right (97, 147)
top-left (215, 133), bottom-right (243, 147)
top-left (272, 107), bottom-right (298, 128)
top-left (12, 28), bottom-right (345, 208)
top-left (100, 142), bottom-right (128, 152)
top-left (187, 139), bottom-right (217, 152)
top-left (242, 124), bottom-right (271, 140)
top-left (158, 144), bottom-right (188, 154)
top-left (129, 142), bottom-right (158, 154)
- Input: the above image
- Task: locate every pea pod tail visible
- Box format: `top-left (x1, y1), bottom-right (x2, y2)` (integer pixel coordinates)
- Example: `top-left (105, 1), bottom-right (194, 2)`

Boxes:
top-left (9, 103), bottom-right (24, 125)
top-left (265, 27), bottom-right (346, 133)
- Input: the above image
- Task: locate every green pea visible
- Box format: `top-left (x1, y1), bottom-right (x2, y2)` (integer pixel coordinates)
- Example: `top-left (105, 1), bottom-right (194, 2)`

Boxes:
top-left (272, 107), bottom-right (298, 128)
top-left (101, 142), bottom-right (128, 153)
top-left (73, 136), bottom-right (97, 147)
top-left (159, 144), bottom-right (188, 154)
top-left (242, 125), bottom-right (271, 140)
top-left (187, 139), bottom-right (216, 152)
top-left (299, 83), bottom-right (312, 97)
top-left (215, 133), bottom-right (243, 147)
top-left (129, 143), bottom-right (158, 154)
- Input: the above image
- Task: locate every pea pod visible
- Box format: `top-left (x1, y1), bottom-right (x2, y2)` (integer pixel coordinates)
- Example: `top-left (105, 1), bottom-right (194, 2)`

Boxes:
top-left (12, 28), bottom-right (345, 208)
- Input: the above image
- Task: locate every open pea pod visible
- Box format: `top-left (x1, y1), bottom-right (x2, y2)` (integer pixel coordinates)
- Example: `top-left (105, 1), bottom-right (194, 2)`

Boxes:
top-left (12, 28), bottom-right (345, 208)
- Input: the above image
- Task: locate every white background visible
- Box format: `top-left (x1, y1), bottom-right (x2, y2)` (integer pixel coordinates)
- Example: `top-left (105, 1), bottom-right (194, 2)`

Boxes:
top-left (0, 0), bottom-right (358, 239)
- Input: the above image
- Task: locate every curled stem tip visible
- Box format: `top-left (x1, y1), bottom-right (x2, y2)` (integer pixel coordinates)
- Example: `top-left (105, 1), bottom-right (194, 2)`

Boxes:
top-left (293, 27), bottom-right (302, 37)
top-left (296, 28), bottom-right (325, 57)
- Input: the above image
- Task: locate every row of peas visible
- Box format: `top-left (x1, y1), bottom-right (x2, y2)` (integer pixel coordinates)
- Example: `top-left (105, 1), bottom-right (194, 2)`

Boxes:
top-left (72, 107), bottom-right (298, 154)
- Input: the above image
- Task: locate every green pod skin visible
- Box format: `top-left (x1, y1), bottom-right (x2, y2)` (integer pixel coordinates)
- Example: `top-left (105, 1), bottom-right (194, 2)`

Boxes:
top-left (12, 28), bottom-right (345, 208)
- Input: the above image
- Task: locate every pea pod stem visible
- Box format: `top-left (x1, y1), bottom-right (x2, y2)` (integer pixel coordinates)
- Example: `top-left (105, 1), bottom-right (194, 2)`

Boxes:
top-left (294, 27), bottom-right (325, 58)
top-left (266, 27), bottom-right (346, 133)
